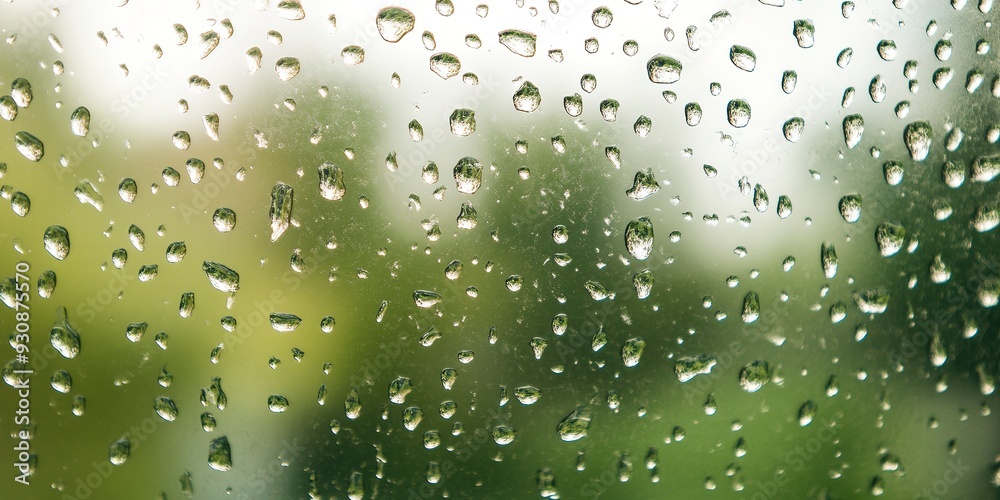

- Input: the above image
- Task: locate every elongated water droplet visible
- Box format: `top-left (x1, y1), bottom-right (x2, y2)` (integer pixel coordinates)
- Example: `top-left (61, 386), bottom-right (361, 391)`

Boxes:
top-left (154, 396), bottom-right (179, 421)
top-left (14, 131), bottom-right (43, 161)
top-left (499, 29), bottom-right (536, 57)
top-left (269, 313), bottom-right (301, 332)
top-left (675, 355), bottom-right (717, 382)
top-left (318, 163), bottom-right (346, 201)
top-left (413, 290), bottom-right (442, 308)
top-left (11, 78), bottom-right (32, 108)
top-left (269, 183), bottom-right (293, 241)
top-left (10, 191), bottom-right (29, 217)
top-left (843, 114), bottom-right (864, 149)
top-left (43, 225), bottom-right (69, 260)
top-left (621, 337), bottom-right (646, 367)
top-left (624, 217), bottom-right (654, 260)
top-left (202, 261), bottom-right (239, 292)
top-left (821, 243), bottom-right (838, 278)
top-left (742, 291), bottom-right (760, 323)
top-left (70, 107), bottom-right (90, 136)
top-left (730, 45), bottom-right (756, 71)
top-left (0, 95), bottom-right (16, 121)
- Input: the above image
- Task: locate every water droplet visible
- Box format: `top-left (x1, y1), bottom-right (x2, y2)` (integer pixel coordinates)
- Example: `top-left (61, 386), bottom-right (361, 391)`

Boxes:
top-left (413, 290), bottom-right (442, 308)
top-left (839, 194), bottom-right (862, 222)
top-left (514, 386), bottom-right (542, 405)
top-left (429, 52), bottom-right (461, 79)
top-left (727, 99), bottom-right (751, 128)
top-left (0, 95), bottom-right (16, 121)
top-left (843, 114), bottom-right (864, 149)
top-left (821, 243), bottom-right (838, 278)
top-left (875, 222), bottom-right (905, 257)
top-left (14, 131), bottom-right (43, 161)
top-left (10, 191), bottom-right (29, 217)
top-left (154, 397), bottom-right (179, 421)
top-left (493, 424), bottom-right (517, 445)
top-left (269, 183), bottom-right (293, 241)
top-left (499, 29), bottom-right (536, 57)
top-left (557, 407), bottom-right (592, 441)
top-left (730, 45), bottom-right (757, 72)
top-left (454, 156), bottom-right (483, 194)
top-left (799, 401), bottom-right (817, 426)
top-left (739, 360), bottom-right (770, 392)
top-left (624, 217), bottom-right (654, 260)
top-left (753, 184), bottom-right (769, 212)
top-left (783, 117), bottom-right (805, 142)
top-left (403, 406), bottom-right (424, 431)
top-left (109, 438), bottom-right (131, 465)
top-left (275, 57), bottom-right (300, 81)
top-left (341, 45), bottom-right (365, 65)
top-left (782, 70), bottom-right (797, 93)
top-left (269, 313), bottom-right (301, 332)
top-left (276, 0), bottom-right (305, 20)
top-left (449, 108), bottom-right (476, 137)
top-left (877, 39), bottom-right (897, 60)
top-left (11, 78), bottom-right (32, 108)
top-left (43, 225), bottom-right (69, 260)
top-left (621, 337), bottom-right (646, 367)
top-left (50, 370), bottom-right (72, 393)
top-left (118, 178), bottom-right (137, 203)
top-left (676, 355), bottom-right (717, 382)
top-left (836, 47), bottom-right (853, 68)
top-left (646, 55), bottom-right (682, 83)
top-left (208, 435), bottom-right (232, 472)
top-left (388, 376), bottom-right (413, 404)
top-left (792, 19), bottom-right (815, 48)
top-left (70, 107), bottom-right (90, 136)
top-left (456, 202), bottom-right (477, 229)
top-left (267, 394), bottom-right (289, 412)
top-left (513, 81), bottom-right (541, 112)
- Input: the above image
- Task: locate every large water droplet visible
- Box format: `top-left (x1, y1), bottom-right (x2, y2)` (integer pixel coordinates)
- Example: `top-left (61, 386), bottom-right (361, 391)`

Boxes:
top-left (499, 29), bottom-right (536, 57)
top-left (624, 217), bottom-right (654, 260)
top-left (646, 55), bottom-right (682, 83)
top-left (376, 7), bottom-right (416, 42)
top-left (14, 131), bottom-right (43, 161)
